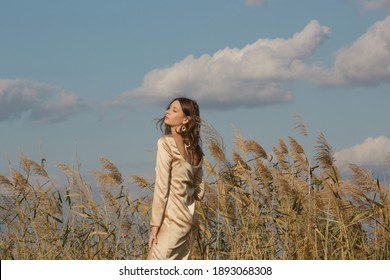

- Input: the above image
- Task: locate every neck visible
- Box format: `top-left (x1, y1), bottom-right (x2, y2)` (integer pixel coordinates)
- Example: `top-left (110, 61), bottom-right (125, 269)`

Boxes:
top-left (170, 126), bottom-right (181, 137)
top-left (170, 127), bottom-right (185, 147)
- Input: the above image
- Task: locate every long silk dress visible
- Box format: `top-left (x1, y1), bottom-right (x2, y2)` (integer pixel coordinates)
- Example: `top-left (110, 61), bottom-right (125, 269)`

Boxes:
top-left (150, 135), bottom-right (204, 260)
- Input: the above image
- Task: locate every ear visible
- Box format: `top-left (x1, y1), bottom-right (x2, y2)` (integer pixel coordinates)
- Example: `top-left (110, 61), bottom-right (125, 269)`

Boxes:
top-left (183, 116), bottom-right (191, 124)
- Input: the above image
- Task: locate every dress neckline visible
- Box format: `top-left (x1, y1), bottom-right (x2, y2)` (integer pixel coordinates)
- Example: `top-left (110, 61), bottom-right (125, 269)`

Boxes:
top-left (166, 135), bottom-right (202, 168)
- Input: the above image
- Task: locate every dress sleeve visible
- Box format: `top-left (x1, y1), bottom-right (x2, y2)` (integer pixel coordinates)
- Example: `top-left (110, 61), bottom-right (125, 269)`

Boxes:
top-left (193, 166), bottom-right (205, 201)
top-left (150, 137), bottom-right (172, 227)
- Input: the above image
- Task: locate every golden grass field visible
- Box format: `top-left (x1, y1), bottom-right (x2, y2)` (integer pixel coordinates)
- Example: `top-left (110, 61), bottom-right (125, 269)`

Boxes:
top-left (1, 120), bottom-right (389, 260)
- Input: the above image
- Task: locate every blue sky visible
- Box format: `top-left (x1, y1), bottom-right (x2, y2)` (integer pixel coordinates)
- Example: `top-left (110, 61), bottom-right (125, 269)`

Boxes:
top-left (1, 0), bottom-right (390, 182)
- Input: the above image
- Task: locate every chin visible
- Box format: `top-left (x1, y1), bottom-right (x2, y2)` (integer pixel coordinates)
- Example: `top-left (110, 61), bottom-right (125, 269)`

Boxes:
top-left (165, 122), bottom-right (174, 129)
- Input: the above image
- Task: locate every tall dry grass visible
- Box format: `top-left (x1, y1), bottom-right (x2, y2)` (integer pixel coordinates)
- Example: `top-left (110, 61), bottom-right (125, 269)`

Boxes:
top-left (0, 155), bottom-right (151, 259)
top-left (0, 124), bottom-right (389, 259)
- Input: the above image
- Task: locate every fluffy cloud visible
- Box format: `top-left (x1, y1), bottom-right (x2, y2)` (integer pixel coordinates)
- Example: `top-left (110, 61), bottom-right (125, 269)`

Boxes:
top-left (335, 136), bottom-right (390, 174)
top-left (0, 79), bottom-right (87, 123)
top-left (115, 14), bottom-right (390, 109)
top-left (325, 15), bottom-right (390, 86)
top-left (357, 0), bottom-right (390, 11)
top-left (114, 20), bottom-right (331, 108)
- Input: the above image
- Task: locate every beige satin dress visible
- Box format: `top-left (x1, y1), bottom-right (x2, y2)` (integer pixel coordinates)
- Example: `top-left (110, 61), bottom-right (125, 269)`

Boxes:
top-left (150, 135), bottom-right (204, 260)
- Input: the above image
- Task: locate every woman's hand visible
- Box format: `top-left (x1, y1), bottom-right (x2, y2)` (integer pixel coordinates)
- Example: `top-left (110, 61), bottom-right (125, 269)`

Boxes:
top-left (149, 226), bottom-right (159, 249)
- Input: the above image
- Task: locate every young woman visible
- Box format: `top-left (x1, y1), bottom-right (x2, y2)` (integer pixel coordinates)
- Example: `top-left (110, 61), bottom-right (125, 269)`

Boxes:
top-left (147, 97), bottom-right (205, 260)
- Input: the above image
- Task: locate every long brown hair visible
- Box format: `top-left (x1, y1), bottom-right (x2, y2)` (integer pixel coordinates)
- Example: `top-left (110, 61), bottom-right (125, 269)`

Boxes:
top-left (156, 97), bottom-right (203, 165)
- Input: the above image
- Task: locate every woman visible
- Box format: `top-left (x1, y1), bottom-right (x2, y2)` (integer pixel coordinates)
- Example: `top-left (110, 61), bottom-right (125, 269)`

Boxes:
top-left (147, 97), bottom-right (205, 260)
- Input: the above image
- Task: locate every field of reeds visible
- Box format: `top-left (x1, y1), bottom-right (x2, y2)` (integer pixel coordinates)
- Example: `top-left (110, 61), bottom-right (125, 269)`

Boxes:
top-left (0, 120), bottom-right (389, 260)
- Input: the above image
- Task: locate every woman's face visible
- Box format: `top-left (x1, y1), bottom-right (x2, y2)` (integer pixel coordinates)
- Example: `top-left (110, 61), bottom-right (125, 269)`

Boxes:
top-left (164, 100), bottom-right (188, 129)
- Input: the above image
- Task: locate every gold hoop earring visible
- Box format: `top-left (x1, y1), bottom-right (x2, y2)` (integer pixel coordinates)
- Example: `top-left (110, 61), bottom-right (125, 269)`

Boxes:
top-left (180, 124), bottom-right (187, 132)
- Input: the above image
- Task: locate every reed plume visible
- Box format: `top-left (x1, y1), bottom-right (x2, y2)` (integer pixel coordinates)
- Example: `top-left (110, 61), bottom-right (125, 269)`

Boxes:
top-left (0, 121), bottom-right (389, 260)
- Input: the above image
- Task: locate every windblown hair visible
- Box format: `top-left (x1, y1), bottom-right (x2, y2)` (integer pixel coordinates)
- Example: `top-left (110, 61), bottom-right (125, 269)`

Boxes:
top-left (156, 97), bottom-right (203, 166)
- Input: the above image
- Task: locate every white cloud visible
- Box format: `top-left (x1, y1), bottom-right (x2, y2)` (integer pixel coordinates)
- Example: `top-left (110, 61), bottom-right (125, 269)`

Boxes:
top-left (335, 136), bottom-right (390, 174)
top-left (325, 15), bottom-right (390, 86)
top-left (357, 0), bottom-right (390, 11)
top-left (0, 79), bottom-right (87, 123)
top-left (113, 20), bottom-right (331, 109)
top-left (245, 0), bottom-right (267, 6)
top-left (114, 15), bottom-right (390, 110)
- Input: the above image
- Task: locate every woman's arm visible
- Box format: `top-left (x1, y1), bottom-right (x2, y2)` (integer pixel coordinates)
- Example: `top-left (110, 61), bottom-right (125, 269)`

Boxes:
top-left (150, 137), bottom-right (172, 227)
